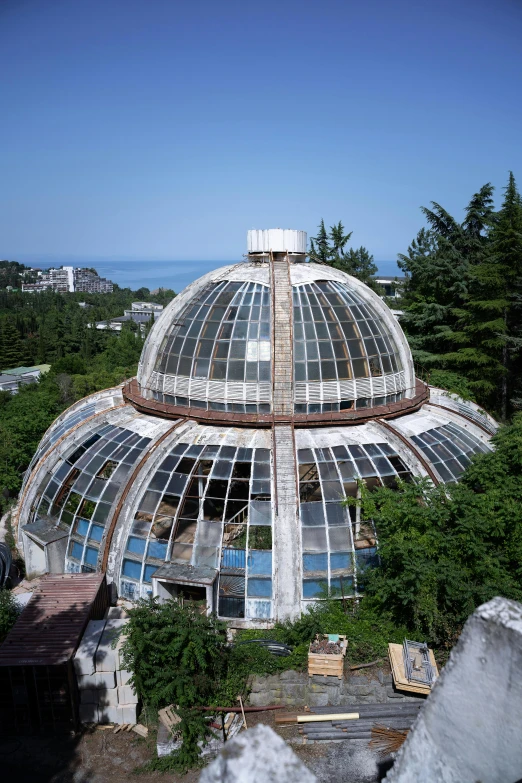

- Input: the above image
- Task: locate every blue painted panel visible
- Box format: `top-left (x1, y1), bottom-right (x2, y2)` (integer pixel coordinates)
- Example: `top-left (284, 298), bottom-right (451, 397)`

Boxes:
top-left (89, 524), bottom-right (104, 542)
top-left (247, 578), bottom-right (272, 597)
top-left (303, 553), bottom-right (328, 572)
top-left (330, 552), bottom-right (352, 570)
top-left (84, 546), bottom-right (98, 566)
top-left (222, 548), bottom-right (246, 569)
top-left (303, 579), bottom-right (327, 598)
top-left (143, 563), bottom-right (158, 583)
top-left (122, 559), bottom-right (142, 580)
top-left (248, 550), bottom-right (272, 575)
top-left (127, 536), bottom-right (146, 555)
top-left (147, 540), bottom-right (168, 560)
top-left (71, 541), bottom-right (83, 561)
top-left (76, 518), bottom-right (89, 537)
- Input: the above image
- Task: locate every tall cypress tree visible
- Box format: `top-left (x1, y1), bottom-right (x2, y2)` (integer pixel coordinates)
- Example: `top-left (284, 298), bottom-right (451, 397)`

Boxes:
top-left (449, 173), bottom-right (522, 416)
top-left (309, 220), bottom-right (330, 263)
top-left (0, 320), bottom-right (25, 370)
top-left (398, 185), bottom-right (494, 374)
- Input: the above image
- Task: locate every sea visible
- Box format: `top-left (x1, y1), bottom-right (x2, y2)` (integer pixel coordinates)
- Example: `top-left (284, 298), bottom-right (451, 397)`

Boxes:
top-left (83, 259), bottom-right (402, 293)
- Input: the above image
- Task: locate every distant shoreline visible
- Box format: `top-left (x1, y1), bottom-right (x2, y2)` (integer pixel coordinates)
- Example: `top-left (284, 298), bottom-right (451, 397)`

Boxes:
top-left (12, 258), bottom-right (402, 292)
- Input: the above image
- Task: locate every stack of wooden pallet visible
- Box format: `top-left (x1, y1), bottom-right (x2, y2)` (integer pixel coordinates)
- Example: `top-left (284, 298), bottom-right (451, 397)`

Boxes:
top-left (388, 643), bottom-right (438, 695)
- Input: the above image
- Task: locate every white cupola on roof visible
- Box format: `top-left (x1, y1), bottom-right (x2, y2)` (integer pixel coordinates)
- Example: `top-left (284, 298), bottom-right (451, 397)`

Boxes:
top-left (247, 229), bottom-right (307, 254)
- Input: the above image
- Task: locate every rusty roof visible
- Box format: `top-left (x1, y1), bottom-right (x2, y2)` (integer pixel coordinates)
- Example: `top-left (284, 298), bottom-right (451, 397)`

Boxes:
top-left (0, 573), bottom-right (105, 667)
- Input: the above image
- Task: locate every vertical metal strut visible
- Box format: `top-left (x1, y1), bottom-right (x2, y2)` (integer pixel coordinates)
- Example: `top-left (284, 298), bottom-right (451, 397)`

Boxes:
top-left (269, 252), bottom-right (301, 621)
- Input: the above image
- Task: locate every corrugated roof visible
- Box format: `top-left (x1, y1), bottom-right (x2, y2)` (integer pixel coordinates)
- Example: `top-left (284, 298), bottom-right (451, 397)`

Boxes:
top-left (0, 573), bottom-right (105, 667)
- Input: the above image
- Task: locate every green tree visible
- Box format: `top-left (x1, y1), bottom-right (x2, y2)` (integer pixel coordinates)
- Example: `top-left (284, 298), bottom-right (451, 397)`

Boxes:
top-left (309, 219), bottom-right (330, 263)
top-left (398, 184), bottom-right (495, 374)
top-left (0, 319), bottom-right (25, 370)
top-left (0, 589), bottom-right (19, 642)
top-left (122, 599), bottom-right (229, 770)
top-left (445, 173), bottom-right (522, 417)
top-left (309, 220), bottom-right (380, 291)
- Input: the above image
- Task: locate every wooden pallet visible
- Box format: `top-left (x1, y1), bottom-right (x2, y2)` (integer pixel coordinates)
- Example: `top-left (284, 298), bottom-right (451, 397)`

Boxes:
top-left (308, 635), bottom-right (347, 679)
top-left (388, 643), bottom-right (438, 695)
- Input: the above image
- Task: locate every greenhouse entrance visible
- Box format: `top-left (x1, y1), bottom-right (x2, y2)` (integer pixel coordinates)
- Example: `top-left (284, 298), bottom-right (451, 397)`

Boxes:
top-left (150, 563), bottom-right (217, 614)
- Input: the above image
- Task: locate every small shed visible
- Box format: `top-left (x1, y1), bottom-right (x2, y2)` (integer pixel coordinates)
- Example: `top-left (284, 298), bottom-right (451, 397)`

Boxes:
top-left (0, 573), bottom-right (108, 733)
top-left (151, 563), bottom-right (217, 612)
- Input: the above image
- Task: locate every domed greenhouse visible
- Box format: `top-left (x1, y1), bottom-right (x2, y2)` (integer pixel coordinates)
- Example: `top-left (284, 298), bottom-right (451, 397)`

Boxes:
top-left (16, 229), bottom-right (497, 626)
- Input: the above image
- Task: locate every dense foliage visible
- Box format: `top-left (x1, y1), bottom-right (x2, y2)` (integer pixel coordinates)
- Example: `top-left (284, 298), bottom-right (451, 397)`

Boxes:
top-left (0, 284), bottom-right (174, 370)
top-left (121, 599), bottom-right (232, 771)
top-left (398, 173), bottom-right (522, 418)
top-left (0, 283), bottom-right (175, 516)
top-left (351, 415), bottom-right (522, 650)
top-left (0, 588), bottom-right (19, 642)
top-left (309, 220), bottom-right (381, 292)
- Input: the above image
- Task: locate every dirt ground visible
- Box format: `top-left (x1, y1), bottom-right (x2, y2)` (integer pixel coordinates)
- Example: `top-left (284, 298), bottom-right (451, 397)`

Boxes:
top-left (0, 709), bottom-right (385, 783)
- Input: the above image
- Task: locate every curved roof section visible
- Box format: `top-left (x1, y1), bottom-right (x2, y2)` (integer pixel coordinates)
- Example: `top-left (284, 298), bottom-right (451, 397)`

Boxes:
top-left (137, 261), bottom-right (415, 417)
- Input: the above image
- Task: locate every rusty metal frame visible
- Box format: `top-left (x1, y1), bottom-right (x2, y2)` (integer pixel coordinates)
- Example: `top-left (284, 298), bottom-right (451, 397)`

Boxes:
top-left (123, 377), bottom-right (430, 429)
top-left (100, 419), bottom-right (186, 571)
top-left (377, 419), bottom-right (441, 485)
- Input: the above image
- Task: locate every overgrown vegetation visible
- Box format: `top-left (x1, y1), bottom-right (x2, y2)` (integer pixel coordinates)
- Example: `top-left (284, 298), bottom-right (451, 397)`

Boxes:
top-left (0, 588), bottom-right (19, 642)
top-left (353, 415), bottom-right (522, 650)
top-left (0, 283), bottom-right (175, 516)
top-left (122, 594), bottom-right (406, 773)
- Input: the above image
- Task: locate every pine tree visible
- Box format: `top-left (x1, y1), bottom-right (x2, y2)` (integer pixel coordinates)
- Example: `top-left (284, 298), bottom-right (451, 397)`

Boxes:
top-left (0, 320), bottom-right (25, 370)
top-left (328, 221), bottom-right (352, 258)
top-left (449, 174), bottom-right (522, 416)
top-left (309, 219), bottom-right (330, 263)
top-left (398, 185), bottom-right (495, 375)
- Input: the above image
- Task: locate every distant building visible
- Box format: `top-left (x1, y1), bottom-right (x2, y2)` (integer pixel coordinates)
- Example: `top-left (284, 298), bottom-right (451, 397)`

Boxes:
top-left (0, 365), bottom-right (51, 394)
top-left (22, 266), bottom-right (114, 294)
top-left (375, 276), bottom-right (405, 300)
top-left (92, 301), bottom-right (164, 332)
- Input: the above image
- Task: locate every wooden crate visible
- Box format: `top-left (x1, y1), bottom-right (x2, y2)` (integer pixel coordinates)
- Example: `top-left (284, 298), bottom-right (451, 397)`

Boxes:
top-left (308, 635), bottom-right (347, 679)
top-left (388, 643), bottom-right (439, 695)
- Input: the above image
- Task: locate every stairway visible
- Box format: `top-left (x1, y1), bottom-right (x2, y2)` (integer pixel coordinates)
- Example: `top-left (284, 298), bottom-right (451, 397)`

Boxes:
top-left (270, 253), bottom-right (301, 621)
top-left (271, 255), bottom-right (294, 417)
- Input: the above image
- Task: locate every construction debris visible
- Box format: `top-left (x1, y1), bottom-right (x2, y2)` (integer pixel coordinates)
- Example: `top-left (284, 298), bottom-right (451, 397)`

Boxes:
top-left (158, 705), bottom-right (181, 734)
top-left (276, 711), bottom-right (359, 725)
top-left (369, 724), bottom-right (409, 757)
top-left (308, 634), bottom-right (347, 679)
top-left (132, 724), bottom-right (148, 737)
top-left (291, 703), bottom-right (422, 742)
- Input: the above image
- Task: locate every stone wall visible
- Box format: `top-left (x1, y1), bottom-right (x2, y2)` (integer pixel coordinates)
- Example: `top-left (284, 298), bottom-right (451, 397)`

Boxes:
top-left (247, 669), bottom-right (424, 708)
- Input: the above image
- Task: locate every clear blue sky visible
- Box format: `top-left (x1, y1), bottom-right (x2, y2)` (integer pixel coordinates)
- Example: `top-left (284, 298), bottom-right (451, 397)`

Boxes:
top-left (1, 0), bottom-right (521, 264)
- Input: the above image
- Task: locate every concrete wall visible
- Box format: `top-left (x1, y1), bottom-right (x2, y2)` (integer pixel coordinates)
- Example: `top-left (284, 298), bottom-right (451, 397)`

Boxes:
top-left (22, 533), bottom-right (46, 578)
top-left (47, 538), bottom-right (68, 573)
top-left (247, 669), bottom-right (423, 708)
top-left (385, 597), bottom-right (522, 783)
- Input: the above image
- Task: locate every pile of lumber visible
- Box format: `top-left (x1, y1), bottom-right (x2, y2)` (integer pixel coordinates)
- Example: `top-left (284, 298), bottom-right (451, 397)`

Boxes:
top-left (276, 702), bottom-right (422, 742)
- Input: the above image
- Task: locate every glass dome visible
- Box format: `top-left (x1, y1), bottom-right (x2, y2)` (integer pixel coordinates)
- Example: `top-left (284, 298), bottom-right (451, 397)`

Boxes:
top-left (16, 230), bottom-right (499, 626)
top-left (135, 259), bottom-right (415, 419)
